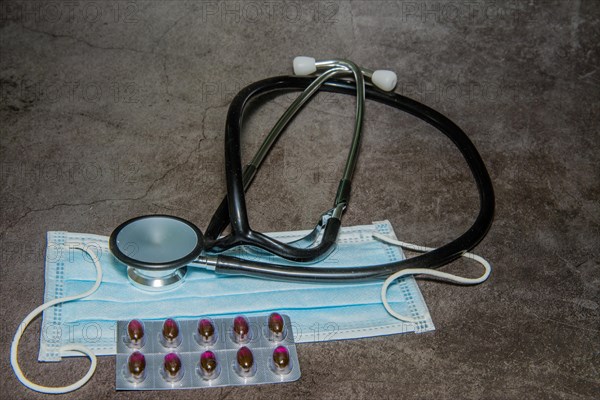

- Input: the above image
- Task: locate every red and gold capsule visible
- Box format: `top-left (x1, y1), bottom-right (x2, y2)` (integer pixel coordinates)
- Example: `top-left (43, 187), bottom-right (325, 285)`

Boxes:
top-left (126, 319), bottom-right (145, 347)
top-left (267, 312), bottom-right (286, 341)
top-left (127, 351), bottom-right (147, 382)
top-left (161, 318), bottom-right (182, 347)
top-left (163, 352), bottom-right (183, 381)
top-left (235, 346), bottom-right (255, 377)
top-left (162, 318), bottom-right (179, 341)
top-left (197, 319), bottom-right (216, 344)
top-left (198, 351), bottom-right (219, 379)
top-left (232, 316), bottom-right (250, 343)
top-left (271, 346), bottom-right (292, 375)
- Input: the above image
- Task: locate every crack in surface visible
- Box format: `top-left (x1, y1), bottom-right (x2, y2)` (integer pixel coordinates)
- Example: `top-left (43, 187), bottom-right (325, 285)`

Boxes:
top-left (17, 24), bottom-right (150, 55)
top-left (153, 14), bottom-right (188, 51)
top-left (1, 16), bottom-right (223, 236)
top-left (161, 55), bottom-right (172, 97)
top-left (348, 1), bottom-right (358, 47)
top-left (153, 14), bottom-right (190, 99)
top-left (0, 133), bottom-right (207, 237)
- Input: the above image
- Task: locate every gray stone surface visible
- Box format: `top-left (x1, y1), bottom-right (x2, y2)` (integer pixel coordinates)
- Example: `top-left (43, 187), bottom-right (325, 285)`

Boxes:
top-left (1, 0), bottom-right (598, 398)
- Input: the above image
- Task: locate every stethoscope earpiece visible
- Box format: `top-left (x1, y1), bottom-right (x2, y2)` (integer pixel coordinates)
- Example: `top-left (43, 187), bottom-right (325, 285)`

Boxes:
top-left (371, 70), bottom-right (397, 92)
top-left (293, 56), bottom-right (397, 91)
top-left (293, 56), bottom-right (317, 75)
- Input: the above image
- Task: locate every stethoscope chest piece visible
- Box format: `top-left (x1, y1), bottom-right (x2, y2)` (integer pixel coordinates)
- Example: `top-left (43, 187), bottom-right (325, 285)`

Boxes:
top-left (126, 265), bottom-right (188, 291)
top-left (109, 215), bottom-right (204, 291)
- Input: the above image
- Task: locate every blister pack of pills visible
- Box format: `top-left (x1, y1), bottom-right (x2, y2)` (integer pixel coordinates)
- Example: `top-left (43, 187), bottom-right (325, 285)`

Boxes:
top-left (115, 314), bottom-right (301, 390)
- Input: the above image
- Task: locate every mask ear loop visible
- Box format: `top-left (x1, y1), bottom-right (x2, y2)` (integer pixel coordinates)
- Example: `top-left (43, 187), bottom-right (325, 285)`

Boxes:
top-left (373, 233), bottom-right (492, 323)
top-left (10, 243), bottom-right (103, 394)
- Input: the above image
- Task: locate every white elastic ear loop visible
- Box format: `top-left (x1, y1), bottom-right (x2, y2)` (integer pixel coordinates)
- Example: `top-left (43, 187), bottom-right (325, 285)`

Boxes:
top-left (373, 233), bottom-right (492, 323)
top-left (10, 243), bottom-right (103, 394)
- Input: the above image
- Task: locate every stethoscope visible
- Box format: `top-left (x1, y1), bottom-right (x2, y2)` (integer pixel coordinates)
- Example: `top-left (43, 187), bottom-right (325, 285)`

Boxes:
top-left (109, 57), bottom-right (495, 291)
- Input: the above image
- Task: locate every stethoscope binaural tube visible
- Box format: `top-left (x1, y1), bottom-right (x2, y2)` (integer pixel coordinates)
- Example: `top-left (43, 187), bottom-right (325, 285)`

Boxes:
top-left (205, 60), bottom-right (368, 262)
top-left (197, 76), bottom-right (495, 282)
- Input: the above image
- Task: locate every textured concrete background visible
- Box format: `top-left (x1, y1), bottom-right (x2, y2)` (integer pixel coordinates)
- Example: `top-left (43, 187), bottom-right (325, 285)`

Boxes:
top-left (1, 0), bottom-right (598, 398)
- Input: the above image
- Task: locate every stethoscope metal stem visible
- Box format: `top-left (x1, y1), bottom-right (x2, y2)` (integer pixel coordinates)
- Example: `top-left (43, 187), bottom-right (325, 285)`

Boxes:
top-left (247, 66), bottom-right (349, 180)
top-left (245, 60), bottom-right (366, 202)
top-left (315, 59), bottom-right (365, 183)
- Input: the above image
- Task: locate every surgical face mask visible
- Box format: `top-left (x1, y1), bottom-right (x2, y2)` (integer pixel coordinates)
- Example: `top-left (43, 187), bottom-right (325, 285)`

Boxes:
top-left (39, 220), bottom-right (434, 362)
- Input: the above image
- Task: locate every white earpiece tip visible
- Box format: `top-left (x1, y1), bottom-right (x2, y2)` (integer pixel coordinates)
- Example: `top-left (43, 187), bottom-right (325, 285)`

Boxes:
top-left (372, 70), bottom-right (398, 91)
top-left (293, 56), bottom-right (317, 76)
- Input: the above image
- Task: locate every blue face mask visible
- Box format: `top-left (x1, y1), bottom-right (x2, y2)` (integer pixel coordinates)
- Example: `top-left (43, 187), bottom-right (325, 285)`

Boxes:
top-left (39, 220), bottom-right (434, 362)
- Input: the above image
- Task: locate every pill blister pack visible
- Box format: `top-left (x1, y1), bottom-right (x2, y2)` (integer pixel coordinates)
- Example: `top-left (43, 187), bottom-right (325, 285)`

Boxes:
top-left (115, 314), bottom-right (301, 390)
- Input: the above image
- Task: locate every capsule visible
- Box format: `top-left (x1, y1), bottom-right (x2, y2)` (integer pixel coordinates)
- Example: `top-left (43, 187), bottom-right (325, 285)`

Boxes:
top-left (197, 319), bottom-right (216, 344)
top-left (235, 346), bottom-right (255, 377)
top-left (232, 315), bottom-right (250, 343)
top-left (271, 346), bottom-right (292, 375)
top-left (267, 312), bottom-right (286, 341)
top-left (127, 351), bottom-right (147, 381)
top-left (126, 319), bottom-right (145, 347)
top-left (161, 318), bottom-right (181, 347)
top-left (163, 318), bottom-right (179, 341)
top-left (163, 352), bottom-right (183, 382)
top-left (198, 351), bottom-right (219, 379)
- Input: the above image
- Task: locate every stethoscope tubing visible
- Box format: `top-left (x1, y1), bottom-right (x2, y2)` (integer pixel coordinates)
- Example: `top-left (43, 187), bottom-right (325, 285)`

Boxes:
top-left (201, 76), bottom-right (495, 282)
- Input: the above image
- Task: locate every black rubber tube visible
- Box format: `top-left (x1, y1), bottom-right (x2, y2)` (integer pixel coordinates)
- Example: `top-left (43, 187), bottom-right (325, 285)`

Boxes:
top-left (208, 76), bottom-right (494, 281)
top-left (208, 77), bottom-right (351, 262)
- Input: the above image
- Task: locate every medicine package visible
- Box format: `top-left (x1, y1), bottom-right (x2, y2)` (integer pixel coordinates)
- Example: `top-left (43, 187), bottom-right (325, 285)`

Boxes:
top-left (115, 314), bottom-right (300, 390)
